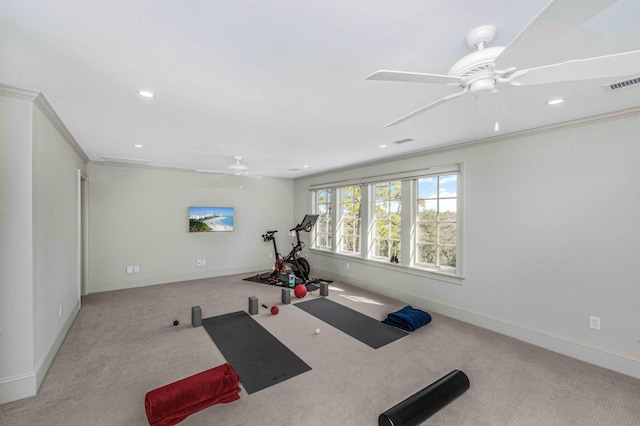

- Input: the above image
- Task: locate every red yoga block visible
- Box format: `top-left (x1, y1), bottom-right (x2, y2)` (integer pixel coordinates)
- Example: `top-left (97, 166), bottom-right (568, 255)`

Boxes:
top-left (144, 363), bottom-right (240, 426)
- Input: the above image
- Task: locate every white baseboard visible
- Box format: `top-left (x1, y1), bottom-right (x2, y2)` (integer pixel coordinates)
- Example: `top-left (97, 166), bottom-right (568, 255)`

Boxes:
top-left (0, 371), bottom-right (36, 405)
top-left (89, 264), bottom-right (269, 293)
top-left (318, 267), bottom-right (640, 380)
top-left (0, 300), bottom-right (80, 404)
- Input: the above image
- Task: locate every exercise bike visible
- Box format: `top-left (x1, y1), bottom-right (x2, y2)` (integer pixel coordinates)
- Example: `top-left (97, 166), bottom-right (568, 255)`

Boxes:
top-left (260, 214), bottom-right (319, 288)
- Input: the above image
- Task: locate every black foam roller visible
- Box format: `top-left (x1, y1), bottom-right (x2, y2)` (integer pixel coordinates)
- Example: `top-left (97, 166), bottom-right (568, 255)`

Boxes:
top-left (378, 370), bottom-right (469, 426)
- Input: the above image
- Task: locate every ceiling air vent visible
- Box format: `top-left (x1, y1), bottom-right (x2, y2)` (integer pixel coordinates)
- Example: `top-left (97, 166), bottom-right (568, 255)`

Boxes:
top-left (393, 138), bottom-right (414, 145)
top-left (604, 76), bottom-right (640, 92)
top-left (101, 155), bottom-right (149, 165)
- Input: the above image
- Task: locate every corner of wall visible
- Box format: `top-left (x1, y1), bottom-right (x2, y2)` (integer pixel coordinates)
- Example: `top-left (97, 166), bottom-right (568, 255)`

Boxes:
top-left (0, 300), bottom-right (80, 405)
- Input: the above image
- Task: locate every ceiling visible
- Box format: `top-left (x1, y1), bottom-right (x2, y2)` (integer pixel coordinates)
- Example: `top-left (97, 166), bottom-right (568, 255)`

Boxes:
top-left (2, 0), bottom-right (639, 178)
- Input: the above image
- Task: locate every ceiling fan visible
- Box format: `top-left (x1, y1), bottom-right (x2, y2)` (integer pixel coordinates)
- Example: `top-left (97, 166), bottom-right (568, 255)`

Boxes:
top-left (196, 156), bottom-right (263, 180)
top-left (367, 0), bottom-right (640, 127)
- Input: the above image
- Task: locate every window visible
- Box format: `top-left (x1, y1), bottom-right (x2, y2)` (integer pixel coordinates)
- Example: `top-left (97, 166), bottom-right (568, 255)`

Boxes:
top-left (339, 185), bottom-right (361, 254)
top-left (416, 175), bottom-right (457, 271)
top-left (313, 189), bottom-right (332, 250)
top-left (308, 164), bottom-right (461, 278)
top-left (373, 180), bottom-right (401, 262)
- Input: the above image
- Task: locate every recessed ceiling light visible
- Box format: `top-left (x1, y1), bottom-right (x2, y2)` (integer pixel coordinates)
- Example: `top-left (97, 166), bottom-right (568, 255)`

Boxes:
top-left (379, 144), bottom-right (387, 148)
top-left (547, 98), bottom-right (564, 105)
top-left (134, 144), bottom-right (143, 149)
top-left (303, 165), bottom-right (309, 168)
top-left (137, 90), bottom-right (155, 98)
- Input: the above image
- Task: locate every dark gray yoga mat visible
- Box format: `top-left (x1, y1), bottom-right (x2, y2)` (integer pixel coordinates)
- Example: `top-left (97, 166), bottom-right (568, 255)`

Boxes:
top-left (295, 297), bottom-right (408, 349)
top-left (202, 311), bottom-right (311, 394)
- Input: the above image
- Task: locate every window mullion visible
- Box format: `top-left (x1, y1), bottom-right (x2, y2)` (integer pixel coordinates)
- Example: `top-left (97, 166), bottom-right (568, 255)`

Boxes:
top-left (360, 184), bottom-right (371, 259)
top-left (400, 179), bottom-right (412, 267)
top-left (330, 188), bottom-right (338, 252)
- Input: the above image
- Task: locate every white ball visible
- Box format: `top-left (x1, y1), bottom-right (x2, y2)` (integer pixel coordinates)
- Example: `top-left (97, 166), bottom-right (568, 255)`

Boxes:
top-left (315, 328), bottom-right (321, 335)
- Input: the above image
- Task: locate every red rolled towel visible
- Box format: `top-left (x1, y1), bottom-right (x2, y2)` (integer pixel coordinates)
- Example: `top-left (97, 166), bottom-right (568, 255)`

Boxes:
top-left (145, 363), bottom-right (240, 426)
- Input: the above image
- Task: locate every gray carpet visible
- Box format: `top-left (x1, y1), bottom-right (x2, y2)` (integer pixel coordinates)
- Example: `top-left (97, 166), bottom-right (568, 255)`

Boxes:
top-left (1, 273), bottom-right (639, 425)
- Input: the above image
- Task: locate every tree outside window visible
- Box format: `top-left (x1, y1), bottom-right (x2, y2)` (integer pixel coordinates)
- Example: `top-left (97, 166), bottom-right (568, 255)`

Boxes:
top-left (314, 189), bottom-right (332, 250)
top-left (373, 181), bottom-right (401, 262)
top-left (340, 185), bottom-right (361, 254)
top-left (416, 174), bottom-right (457, 271)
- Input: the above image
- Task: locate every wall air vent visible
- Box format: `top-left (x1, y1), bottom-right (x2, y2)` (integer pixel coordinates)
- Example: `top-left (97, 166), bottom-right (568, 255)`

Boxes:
top-left (101, 155), bottom-right (149, 165)
top-left (393, 138), bottom-right (414, 145)
top-left (604, 76), bottom-right (640, 92)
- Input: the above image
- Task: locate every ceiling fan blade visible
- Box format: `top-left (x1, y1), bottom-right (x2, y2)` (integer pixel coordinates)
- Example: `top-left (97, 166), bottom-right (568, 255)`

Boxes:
top-left (384, 89), bottom-right (468, 127)
top-left (366, 70), bottom-right (464, 85)
top-left (495, 0), bottom-right (621, 71)
top-left (514, 50), bottom-right (640, 86)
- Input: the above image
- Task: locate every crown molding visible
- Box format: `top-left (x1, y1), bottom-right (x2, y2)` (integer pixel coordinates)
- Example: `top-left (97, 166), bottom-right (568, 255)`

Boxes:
top-left (1, 83), bottom-right (90, 163)
top-left (296, 106), bottom-right (640, 181)
top-left (0, 83), bottom-right (39, 101)
top-left (33, 93), bottom-right (89, 163)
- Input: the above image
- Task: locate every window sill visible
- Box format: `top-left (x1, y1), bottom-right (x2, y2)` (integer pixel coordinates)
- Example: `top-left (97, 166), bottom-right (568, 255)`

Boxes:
top-left (309, 249), bottom-right (465, 285)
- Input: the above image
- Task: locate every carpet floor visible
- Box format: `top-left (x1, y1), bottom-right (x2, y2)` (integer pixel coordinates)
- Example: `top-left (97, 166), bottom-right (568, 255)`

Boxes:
top-left (1, 273), bottom-right (639, 425)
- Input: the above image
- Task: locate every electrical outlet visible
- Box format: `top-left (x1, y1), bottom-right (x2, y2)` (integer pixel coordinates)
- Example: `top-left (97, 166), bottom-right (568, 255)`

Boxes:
top-left (589, 315), bottom-right (601, 330)
top-left (134, 265), bottom-right (139, 273)
top-left (197, 259), bottom-right (202, 266)
top-left (126, 266), bottom-right (134, 274)
top-left (201, 259), bottom-right (206, 266)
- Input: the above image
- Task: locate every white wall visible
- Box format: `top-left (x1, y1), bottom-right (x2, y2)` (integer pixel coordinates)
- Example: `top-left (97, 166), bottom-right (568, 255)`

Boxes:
top-left (0, 87), bottom-right (87, 404)
top-left (294, 110), bottom-right (640, 379)
top-left (87, 164), bottom-right (294, 292)
top-left (32, 102), bottom-right (86, 385)
top-left (0, 92), bottom-right (35, 402)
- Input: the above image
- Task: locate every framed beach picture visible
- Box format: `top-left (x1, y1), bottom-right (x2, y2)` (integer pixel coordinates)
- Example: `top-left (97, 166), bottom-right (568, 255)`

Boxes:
top-left (189, 207), bottom-right (234, 232)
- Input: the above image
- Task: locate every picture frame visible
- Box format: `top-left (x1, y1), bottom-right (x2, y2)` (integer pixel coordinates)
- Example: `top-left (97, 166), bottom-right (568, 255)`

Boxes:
top-left (189, 207), bottom-right (234, 232)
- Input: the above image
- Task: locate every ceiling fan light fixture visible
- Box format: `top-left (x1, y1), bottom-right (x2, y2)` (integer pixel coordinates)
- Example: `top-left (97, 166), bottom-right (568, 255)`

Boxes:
top-left (470, 78), bottom-right (496, 95)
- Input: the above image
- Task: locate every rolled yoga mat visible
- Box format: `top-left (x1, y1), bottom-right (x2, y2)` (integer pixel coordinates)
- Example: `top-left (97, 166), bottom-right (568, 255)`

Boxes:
top-left (144, 363), bottom-right (240, 426)
top-left (378, 370), bottom-right (469, 426)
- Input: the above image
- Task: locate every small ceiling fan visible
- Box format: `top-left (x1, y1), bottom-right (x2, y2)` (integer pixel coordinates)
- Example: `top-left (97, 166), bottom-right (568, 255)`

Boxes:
top-left (196, 156), bottom-right (263, 180)
top-left (367, 0), bottom-right (640, 127)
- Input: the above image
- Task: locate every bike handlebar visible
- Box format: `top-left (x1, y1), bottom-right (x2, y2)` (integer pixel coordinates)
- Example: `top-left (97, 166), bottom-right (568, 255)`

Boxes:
top-left (290, 224), bottom-right (313, 233)
top-left (261, 230), bottom-right (278, 242)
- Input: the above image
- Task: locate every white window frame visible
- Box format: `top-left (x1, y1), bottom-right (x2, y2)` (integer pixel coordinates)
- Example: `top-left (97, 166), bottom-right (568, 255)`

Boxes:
top-left (337, 185), bottom-right (362, 255)
top-left (414, 174), bottom-right (458, 273)
top-left (311, 188), bottom-right (333, 251)
top-left (308, 164), bottom-right (463, 280)
top-left (371, 180), bottom-right (402, 262)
